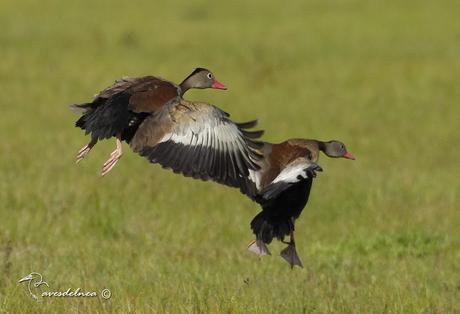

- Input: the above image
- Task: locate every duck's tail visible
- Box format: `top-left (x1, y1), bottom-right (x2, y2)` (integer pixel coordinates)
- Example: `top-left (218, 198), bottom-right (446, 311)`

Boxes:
top-left (69, 103), bottom-right (94, 114)
top-left (69, 102), bottom-right (96, 131)
top-left (250, 211), bottom-right (293, 244)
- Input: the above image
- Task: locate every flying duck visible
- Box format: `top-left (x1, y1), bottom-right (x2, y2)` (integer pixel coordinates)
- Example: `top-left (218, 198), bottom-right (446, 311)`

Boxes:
top-left (71, 68), bottom-right (227, 176)
top-left (245, 139), bottom-right (355, 268)
top-left (131, 120), bottom-right (353, 268)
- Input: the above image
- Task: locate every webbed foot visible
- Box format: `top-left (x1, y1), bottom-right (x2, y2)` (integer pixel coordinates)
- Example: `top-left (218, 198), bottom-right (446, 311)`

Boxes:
top-left (280, 244), bottom-right (303, 268)
top-left (247, 240), bottom-right (271, 256)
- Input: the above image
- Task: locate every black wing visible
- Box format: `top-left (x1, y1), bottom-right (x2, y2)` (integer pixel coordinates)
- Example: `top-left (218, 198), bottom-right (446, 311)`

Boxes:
top-left (130, 99), bottom-right (264, 188)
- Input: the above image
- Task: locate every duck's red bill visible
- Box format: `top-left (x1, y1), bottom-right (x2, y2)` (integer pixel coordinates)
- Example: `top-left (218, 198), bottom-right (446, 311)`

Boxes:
top-left (343, 152), bottom-right (356, 160)
top-left (212, 80), bottom-right (227, 90)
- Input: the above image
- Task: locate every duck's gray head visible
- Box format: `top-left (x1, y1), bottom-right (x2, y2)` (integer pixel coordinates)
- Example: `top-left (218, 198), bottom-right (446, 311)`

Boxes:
top-left (180, 68), bottom-right (227, 92)
top-left (323, 140), bottom-right (355, 160)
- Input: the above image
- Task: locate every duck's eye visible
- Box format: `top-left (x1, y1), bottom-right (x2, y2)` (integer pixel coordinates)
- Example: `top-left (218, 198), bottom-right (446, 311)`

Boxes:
top-left (207, 73), bottom-right (213, 79)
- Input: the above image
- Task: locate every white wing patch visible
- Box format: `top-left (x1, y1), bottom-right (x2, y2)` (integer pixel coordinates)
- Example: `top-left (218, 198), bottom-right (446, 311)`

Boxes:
top-left (248, 169), bottom-right (263, 190)
top-left (160, 121), bottom-right (251, 157)
top-left (258, 158), bottom-right (321, 200)
top-left (271, 161), bottom-right (310, 184)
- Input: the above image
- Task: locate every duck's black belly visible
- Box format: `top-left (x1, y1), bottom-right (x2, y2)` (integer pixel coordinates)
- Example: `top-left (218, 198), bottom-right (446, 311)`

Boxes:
top-left (260, 178), bottom-right (313, 222)
top-left (75, 92), bottom-right (148, 142)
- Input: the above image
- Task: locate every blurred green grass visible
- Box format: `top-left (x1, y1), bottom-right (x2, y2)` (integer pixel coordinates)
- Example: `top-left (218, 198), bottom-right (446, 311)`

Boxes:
top-left (1, 0), bottom-right (459, 312)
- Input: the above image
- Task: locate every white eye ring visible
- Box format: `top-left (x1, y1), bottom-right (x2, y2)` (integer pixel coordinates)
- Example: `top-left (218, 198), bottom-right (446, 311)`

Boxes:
top-left (207, 73), bottom-right (213, 79)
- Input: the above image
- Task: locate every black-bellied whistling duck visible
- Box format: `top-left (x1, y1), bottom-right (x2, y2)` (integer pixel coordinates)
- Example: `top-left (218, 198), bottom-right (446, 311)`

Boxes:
top-left (129, 98), bottom-right (264, 188)
top-left (244, 139), bottom-right (355, 268)
top-left (70, 68), bottom-right (227, 176)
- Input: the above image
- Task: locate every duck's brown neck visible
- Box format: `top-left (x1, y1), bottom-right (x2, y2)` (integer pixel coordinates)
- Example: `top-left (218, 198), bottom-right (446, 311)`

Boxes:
top-left (317, 140), bottom-right (327, 153)
top-left (179, 79), bottom-right (191, 96)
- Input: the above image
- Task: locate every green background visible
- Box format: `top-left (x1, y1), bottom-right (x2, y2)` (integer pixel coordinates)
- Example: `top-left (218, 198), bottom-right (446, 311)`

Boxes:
top-left (0, 0), bottom-right (459, 312)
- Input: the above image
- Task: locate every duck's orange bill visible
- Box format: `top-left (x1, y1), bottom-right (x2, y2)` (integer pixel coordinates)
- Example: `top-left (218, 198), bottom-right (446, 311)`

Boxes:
top-left (212, 80), bottom-right (227, 90)
top-left (343, 152), bottom-right (355, 160)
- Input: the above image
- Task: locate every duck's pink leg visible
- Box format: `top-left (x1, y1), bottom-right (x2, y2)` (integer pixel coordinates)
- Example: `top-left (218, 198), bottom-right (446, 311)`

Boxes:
top-left (76, 137), bottom-right (98, 163)
top-left (100, 134), bottom-right (123, 176)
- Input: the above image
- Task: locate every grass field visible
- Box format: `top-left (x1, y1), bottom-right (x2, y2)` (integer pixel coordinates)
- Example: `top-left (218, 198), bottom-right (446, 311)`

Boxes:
top-left (1, 0), bottom-right (459, 312)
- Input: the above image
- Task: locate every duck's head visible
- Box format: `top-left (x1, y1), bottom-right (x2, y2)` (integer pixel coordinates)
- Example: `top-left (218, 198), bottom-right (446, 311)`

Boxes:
top-left (322, 140), bottom-right (355, 160)
top-left (180, 68), bottom-right (227, 92)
